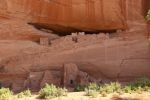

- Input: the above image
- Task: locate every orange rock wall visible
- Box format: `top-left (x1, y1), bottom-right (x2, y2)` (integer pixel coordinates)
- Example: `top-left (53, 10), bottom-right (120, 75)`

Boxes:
top-left (0, 0), bottom-right (150, 92)
top-left (0, 0), bottom-right (149, 32)
top-left (0, 0), bottom-right (127, 32)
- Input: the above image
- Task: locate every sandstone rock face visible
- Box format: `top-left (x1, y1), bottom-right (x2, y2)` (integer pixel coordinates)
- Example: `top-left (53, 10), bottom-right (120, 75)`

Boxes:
top-left (0, 0), bottom-right (126, 32)
top-left (0, 19), bottom-right (58, 41)
top-left (0, 0), bottom-right (59, 41)
top-left (40, 70), bottom-right (61, 87)
top-left (125, 0), bottom-right (147, 33)
top-left (0, 0), bottom-right (150, 92)
top-left (0, 0), bottom-right (149, 33)
top-left (25, 72), bottom-right (44, 91)
top-left (0, 0), bottom-right (148, 33)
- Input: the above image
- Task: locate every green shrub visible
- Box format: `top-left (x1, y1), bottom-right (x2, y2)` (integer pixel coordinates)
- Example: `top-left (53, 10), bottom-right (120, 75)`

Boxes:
top-left (85, 89), bottom-right (99, 97)
top-left (74, 85), bottom-right (85, 92)
top-left (39, 83), bottom-right (67, 99)
top-left (129, 78), bottom-right (150, 91)
top-left (122, 86), bottom-right (132, 93)
top-left (146, 10), bottom-right (150, 47)
top-left (39, 84), bottom-right (58, 99)
top-left (0, 88), bottom-right (13, 100)
top-left (57, 88), bottom-right (67, 97)
top-left (17, 89), bottom-right (31, 98)
top-left (85, 83), bottom-right (99, 97)
top-left (81, 78), bottom-right (150, 97)
top-left (85, 82), bottom-right (123, 97)
top-left (99, 82), bottom-right (122, 94)
top-left (146, 10), bottom-right (150, 21)
top-left (86, 83), bottom-right (99, 91)
top-left (23, 89), bottom-right (31, 97)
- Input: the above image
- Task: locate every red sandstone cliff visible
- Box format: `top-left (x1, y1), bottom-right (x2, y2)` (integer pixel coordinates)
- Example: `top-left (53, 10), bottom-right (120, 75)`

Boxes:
top-left (0, 0), bottom-right (126, 32)
top-left (0, 0), bottom-right (148, 33)
top-left (0, 0), bottom-right (149, 92)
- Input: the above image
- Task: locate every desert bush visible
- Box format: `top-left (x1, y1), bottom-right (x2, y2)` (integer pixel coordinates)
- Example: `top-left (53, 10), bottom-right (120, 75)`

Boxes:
top-left (17, 89), bottom-right (31, 98)
top-left (128, 78), bottom-right (150, 91)
top-left (74, 85), bottom-right (85, 92)
top-left (146, 10), bottom-right (150, 21)
top-left (85, 83), bottom-right (99, 97)
top-left (57, 88), bottom-right (67, 97)
top-left (146, 10), bottom-right (150, 47)
top-left (121, 78), bottom-right (150, 94)
top-left (86, 83), bottom-right (100, 91)
top-left (85, 89), bottom-right (99, 97)
top-left (0, 88), bottom-right (13, 100)
top-left (39, 84), bottom-right (58, 99)
top-left (39, 83), bottom-right (67, 99)
top-left (99, 82), bottom-right (122, 94)
top-left (83, 78), bottom-right (150, 97)
top-left (85, 82), bottom-right (123, 97)
top-left (122, 86), bottom-right (132, 93)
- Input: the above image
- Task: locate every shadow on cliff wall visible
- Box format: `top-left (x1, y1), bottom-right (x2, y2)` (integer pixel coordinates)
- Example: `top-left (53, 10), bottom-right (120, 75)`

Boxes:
top-left (28, 23), bottom-right (118, 36)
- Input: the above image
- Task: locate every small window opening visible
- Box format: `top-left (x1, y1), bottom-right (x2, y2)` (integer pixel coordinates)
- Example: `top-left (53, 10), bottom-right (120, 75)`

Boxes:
top-left (70, 80), bottom-right (74, 85)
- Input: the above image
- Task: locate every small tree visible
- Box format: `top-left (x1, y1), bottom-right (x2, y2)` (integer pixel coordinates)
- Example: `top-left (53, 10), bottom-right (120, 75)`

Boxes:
top-left (146, 10), bottom-right (150, 21)
top-left (146, 10), bottom-right (150, 47)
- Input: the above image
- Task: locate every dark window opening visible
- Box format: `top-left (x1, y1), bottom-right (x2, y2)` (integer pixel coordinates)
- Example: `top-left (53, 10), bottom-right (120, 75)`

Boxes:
top-left (70, 80), bottom-right (74, 85)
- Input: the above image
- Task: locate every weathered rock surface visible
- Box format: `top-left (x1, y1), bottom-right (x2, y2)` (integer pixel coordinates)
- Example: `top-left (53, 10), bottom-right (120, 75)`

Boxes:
top-left (0, 0), bottom-right (148, 33)
top-left (0, 0), bottom-right (150, 92)
top-left (0, 32), bottom-right (150, 91)
top-left (0, 0), bottom-right (126, 32)
top-left (0, 19), bottom-right (58, 41)
top-left (0, 0), bottom-right (148, 34)
top-left (24, 72), bottom-right (44, 91)
top-left (40, 70), bottom-right (61, 87)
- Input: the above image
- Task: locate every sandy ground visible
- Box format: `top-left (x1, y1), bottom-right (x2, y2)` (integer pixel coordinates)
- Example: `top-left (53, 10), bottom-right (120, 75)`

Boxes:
top-left (10, 92), bottom-right (150, 100)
